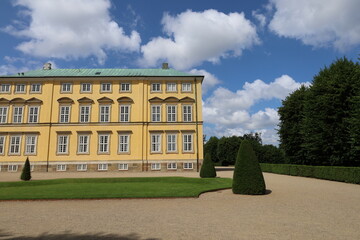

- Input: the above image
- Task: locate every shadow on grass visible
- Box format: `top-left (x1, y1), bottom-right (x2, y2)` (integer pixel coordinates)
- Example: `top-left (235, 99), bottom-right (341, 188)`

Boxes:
top-left (0, 230), bottom-right (160, 240)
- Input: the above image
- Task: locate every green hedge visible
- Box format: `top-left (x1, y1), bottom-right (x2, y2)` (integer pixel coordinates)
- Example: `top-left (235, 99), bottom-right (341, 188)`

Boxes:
top-left (260, 163), bottom-right (360, 184)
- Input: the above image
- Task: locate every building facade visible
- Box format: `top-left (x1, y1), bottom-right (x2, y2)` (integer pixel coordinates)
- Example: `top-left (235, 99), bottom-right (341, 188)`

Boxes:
top-left (0, 64), bottom-right (204, 172)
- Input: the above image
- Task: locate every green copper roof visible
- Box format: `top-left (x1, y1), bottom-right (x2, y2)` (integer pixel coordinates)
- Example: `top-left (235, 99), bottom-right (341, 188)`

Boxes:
top-left (1, 68), bottom-right (202, 78)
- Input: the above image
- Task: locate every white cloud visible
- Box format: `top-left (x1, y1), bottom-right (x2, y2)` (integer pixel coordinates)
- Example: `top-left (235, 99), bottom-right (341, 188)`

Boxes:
top-left (252, 10), bottom-right (266, 28)
top-left (140, 9), bottom-right (259, 70)
top-left (4, 0), bottom-right (141, 64)
top-left (203, 75), bottom-right (310, 144)
top-left (189, 69), bottom-right (221, 94)
top-left (0, 56), bottom-right (57, 75)
top-left (269, 0), bottom-right (360, 50)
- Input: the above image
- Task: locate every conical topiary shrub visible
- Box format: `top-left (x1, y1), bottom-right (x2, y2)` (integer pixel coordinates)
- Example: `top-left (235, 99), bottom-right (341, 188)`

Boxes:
top-left (232, 140), bottom-right (266, 195)
top-left (200, 153), bottom-right (217, 178)
top-left (20, 157), bottom-right (31, 181)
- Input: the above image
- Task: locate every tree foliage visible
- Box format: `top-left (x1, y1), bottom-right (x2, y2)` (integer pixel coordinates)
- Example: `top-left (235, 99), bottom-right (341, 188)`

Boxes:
top-left (204, 136), bottom-right (219, 163)
top-left (20, 157), bottom-right (31, 181)
top-left (200, 153), bottom-right (217, 178)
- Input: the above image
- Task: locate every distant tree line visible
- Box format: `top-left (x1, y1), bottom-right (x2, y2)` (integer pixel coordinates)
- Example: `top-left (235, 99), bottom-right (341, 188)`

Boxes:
top-left (278, 57), bottom-right (360, 166)
top-left (204, 133), bottom-right (285, 166)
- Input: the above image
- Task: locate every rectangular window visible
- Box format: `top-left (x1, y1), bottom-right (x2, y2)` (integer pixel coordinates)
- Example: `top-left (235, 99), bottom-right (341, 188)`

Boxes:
top-left (183, 134), bottom-right (193, 152)
top-left (167, 134), bottom-right (177, 152)
top-left (59, 106), bottom-right (71, 123)
top-left (0, 84), bottom-right (11, 93)
top-left (30, 83), bottom-right (41, 93)
top-left (167, 162), bottom-right (177, 170)
top-left (8, 165), bottom-right (18, 172)
top-left (77, 164), bottom-right (87, 171)
top-left (183, 105), bottom-right (192, 122)
top-left (57, 135), bottom-right (69, 154)
top-left (79, 105), bottom-right (91, 123)
top-left (15, 84), bottom-right (26, 93)
top-left (182, 83), bottom-right (192, 92)
top-left (100, 83), bottom-right (112, 92)
top-left (119, 105), bottom-right (130, 122)
top-left (118, 134), bottom-right (130, 153)
top-left (120, 83), bottom-right (131, 92)
top-left (151, 105), bottom-right (161, 122)
top-left (118, 163), bottom-right (128, 170)
top-left (151, 83), bottom-right (161, 92)
top-left (98, 134), bottom-right (110, 154)
top-left (0, 106), bottom-right (8, 123)
top-left (167, 105), bottom-right (177, 122)
top-left (25, 135), bottom-right (37, 155)
top-left (151, 134), bottom-right (161, 153)
top-left (78, 135), bottom-right (89, 154)
top-left (81, 83), bottom-right (92, 93)
top-left (13, 106), bottom-right (23, 123)
top-left (98, 163), bottom-right (108, 171)
top-left (9, 135), bottom-right (21, 155)
top-left (184, 162), bottom-right (194, 169)
top-left (61, 83), bottom-right (72, 93)
top-left (28, 106), bottom-right (40, 123)
top-left (166, 83), bottom-right (177, 92)
top-left (56, 164), bottom-right (67, 171)
top-left (151, 163), bottom-right (161, 170)
top-left (99, 105), bottom-right (110, 122)
top-left (0, 135), bottom-right (5, 154)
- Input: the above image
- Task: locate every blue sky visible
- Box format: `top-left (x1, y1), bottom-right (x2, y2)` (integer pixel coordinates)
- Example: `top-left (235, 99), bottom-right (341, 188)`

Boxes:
top-left (1, 0), bottom-right (359, 145)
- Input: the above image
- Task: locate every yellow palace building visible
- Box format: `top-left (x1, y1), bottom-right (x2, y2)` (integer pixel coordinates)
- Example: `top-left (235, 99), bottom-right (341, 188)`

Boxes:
top-left (0, 63), bottom-right (204, 173)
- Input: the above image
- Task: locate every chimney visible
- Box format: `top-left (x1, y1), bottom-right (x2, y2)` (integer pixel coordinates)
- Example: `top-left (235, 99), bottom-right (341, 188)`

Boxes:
top-left (162, 62), bottom-right (169, 69)
top-left (43, 63), bottom-right (52, 70)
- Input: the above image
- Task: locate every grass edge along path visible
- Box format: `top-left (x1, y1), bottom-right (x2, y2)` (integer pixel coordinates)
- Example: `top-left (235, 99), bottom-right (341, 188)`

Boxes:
top-left (0, 177), bottom-right (232, 200)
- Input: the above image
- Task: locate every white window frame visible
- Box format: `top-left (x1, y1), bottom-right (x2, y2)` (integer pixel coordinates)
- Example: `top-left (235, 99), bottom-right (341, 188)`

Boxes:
top-left (151, 134), bottom-right (161, 153)
top-left (57, 135), bottom-right (69, 154)
top-left (9, 135), bottom-right (21, 155)
top-left (80, 83), bottom-right (92, 93)
top-left (182, 83), bottom-right (192, 92)
top-left (119, 105), bottom-right (130, 122)
top-left (167, 105), bottom-right (177, 122)
top-left (151, 105), bottom-right (161, 122)
top-left (0, 84), bottom-right (11, 93)
top-left (77, 135), bottom-right (90, 154)
top-left (77, 164), bottom-right (87, 171)
top-left (99, 105), bottom-right (111, 123)
top-left (184, 162), bottom-right (194, 169)
top-left (120, 83), bottom-right (131, 92)
top-left (151, 163), bottom-right (161, 170)
top-left (183, 105), bottom-right (192, 122)
top-left (98, 163), bottom-right (108, 171)
top-left (0, 135), bottom-right (5, 155)
top-left (151, 83), bottom-right (161, 92)
top-left (8, 165), bottom-right (18, 172)
top-left (98, 134), bottom-right (110, 154)
top-left (118, 134), bottom-right (130, 153)
top-left (59, 105), bottom-right (71, 123)
top-left (12, 106), bottom-right (24, 123)
top-left (61, 83), bottom-right (72, 93)
top-left (25, 135), bottom-right (37, 155)
top-left (167, 134), bottom-right (177, 152)
top-left (56, 164), bottom-right (67, 172)
top-left (79, 105), bottom-right (91, 123)
top-left (167, 162), bottom-right (177, 170)
top-left (30, 83), bottom-right (41, 93)
top-left (118, 163), bottom-right (128, 171)
top-left (183, 134), bottom-right (193, 152)
top-left (15, 84), bottom-right (26, 93)
top-left (28, 106), bottom-right (40, 123)
top-left (0, 106), bottom-right (8, 123)
top-left (100, 83), bottom-right (112, 93)
top-left (166, 83), bottom-right (177, 92)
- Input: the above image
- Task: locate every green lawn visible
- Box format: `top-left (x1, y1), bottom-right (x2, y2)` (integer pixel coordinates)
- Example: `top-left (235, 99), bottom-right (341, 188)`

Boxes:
top-left (0, 177), bottom-right (232, 200)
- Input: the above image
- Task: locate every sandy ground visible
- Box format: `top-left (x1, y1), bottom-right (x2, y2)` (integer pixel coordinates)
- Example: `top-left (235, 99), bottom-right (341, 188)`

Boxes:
top-left (0, 169), bottom-right (359, 240)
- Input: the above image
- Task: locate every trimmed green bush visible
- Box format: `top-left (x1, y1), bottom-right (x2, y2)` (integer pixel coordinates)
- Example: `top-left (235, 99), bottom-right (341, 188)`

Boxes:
top-left (233, 140), bottom-right (266, 195)
top-left (20, 157), bottom-right (31, 181)
top-left (200, 153), bottom-right (217, 178)
top-left (260, 163), bottom-right (360, 184)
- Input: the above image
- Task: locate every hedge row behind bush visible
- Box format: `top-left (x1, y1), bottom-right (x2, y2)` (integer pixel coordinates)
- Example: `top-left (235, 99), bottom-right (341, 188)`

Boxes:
top-left (260, 163), bottom-right (360, 184)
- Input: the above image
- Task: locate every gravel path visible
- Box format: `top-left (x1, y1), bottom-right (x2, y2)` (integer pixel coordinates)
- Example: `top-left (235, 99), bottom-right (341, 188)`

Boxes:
top-left (0, 170), bottom-right (359, 240)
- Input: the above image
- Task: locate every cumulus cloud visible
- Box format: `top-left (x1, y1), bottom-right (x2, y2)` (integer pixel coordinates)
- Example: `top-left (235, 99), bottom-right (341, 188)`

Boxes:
top-left (203, 75), bottom-right (310, 144)
top-left (189, 69), bottom-right (221, 94)
top-left (140, 9), bottom-right (259, 70)
top-left (4, 0), bottom-right (141, 64)
top-left (269, 0), bottom-right (360, 50)
top-left (0, 56), bottom-right (56, 75)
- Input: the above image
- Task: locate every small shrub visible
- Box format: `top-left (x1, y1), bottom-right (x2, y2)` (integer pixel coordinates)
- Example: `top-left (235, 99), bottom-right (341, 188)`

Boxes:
top-left (200, 153), bottom-right (217, 178)
top-left (20, 157), bottom-right (31, 181)
top-left (232, 140), bottom-right (266, 195)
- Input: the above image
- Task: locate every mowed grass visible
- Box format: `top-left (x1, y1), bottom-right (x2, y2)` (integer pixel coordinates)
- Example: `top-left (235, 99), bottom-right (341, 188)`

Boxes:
top-left (0, 177), bottom-right (232, 200)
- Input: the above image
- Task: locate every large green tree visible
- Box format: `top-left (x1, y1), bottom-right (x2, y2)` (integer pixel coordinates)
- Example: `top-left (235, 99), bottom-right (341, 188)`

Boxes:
top-left (204, 136), bottom-right (219, 163)
top-left (217, 136), bottom-right (241, 165)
